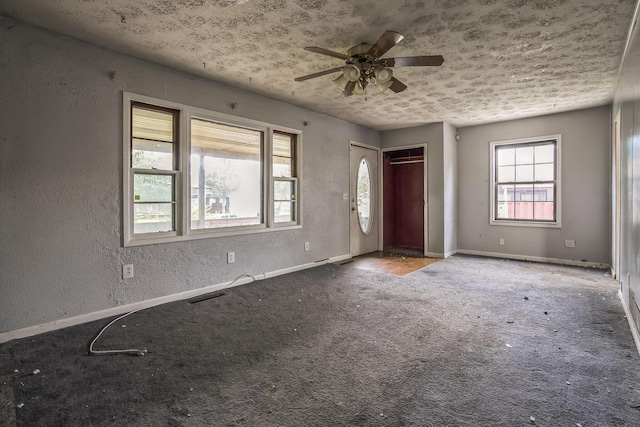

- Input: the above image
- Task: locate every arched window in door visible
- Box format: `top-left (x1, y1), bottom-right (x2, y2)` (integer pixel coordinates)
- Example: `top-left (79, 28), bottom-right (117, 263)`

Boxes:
top-left (356, 157), bottom-right (373, 234)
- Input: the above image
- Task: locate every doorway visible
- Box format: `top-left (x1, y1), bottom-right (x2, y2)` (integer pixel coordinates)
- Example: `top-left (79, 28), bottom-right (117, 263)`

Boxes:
top-left (350, 143), bottom-right (380, 256)
top-left (382, 146), bottom-right (427, 255)
top-left (614, 109), bottom-right (622, 283)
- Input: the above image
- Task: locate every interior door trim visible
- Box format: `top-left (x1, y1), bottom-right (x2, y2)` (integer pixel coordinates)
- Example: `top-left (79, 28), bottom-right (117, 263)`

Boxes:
top-left (381, 143), bottom-right (429, 255)
top-left (350, 141), bottom-right (381, 254)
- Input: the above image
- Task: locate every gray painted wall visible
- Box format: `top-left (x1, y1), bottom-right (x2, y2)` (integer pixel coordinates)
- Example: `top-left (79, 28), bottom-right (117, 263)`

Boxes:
top-left (612, 12), bottom-right (640, 330)
top-left (457, 106), bottom-right (611, 264)
top-left (0, 21), bottom-right (379, 332)
top-left (443, 122), bottom-right (458, 255)
top-left (381, 123), bottom-right (445, 255)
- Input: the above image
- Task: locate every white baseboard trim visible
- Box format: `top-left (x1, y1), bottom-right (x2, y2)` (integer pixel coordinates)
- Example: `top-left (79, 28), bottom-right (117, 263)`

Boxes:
top-left (618, 291), bottom-right (640, 357)
top-left (425, 252), bottom-right (445, 258)
top-left (325, 253), bottom-right (352, 264)
top-left (0, 254), bottom-right (351, 344)
top-left (444, 250), bottom-right (458, 258)
top-left (261, 254), bottom-right (350, 279)
top-left (455, 249), bottom-right (610, 269)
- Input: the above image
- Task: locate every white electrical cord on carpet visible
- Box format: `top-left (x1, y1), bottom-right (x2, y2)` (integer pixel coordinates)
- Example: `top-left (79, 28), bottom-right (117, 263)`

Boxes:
top-left (88, 307), bottom-right (148, 356)
top-left (229, 273), bottom-right (257, 284)
top-left (88, 273), bottom-right (257, 357)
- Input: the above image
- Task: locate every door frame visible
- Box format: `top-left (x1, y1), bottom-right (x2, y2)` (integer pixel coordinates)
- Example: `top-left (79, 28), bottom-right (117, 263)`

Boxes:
top-left (381, 143), bottom-right (429, 256)
top-left (613, 109), bottom-right (621, 281)
top-left (350, 141), bottom-right (381, 255)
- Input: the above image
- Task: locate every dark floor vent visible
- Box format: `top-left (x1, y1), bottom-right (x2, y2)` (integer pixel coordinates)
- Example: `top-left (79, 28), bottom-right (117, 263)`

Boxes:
top-left (188, 291), bottom-right (226, 304)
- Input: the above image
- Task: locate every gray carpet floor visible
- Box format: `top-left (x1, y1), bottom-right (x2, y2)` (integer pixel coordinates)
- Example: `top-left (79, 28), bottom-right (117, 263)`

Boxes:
top-left (1, 254), bottom-right (640, 426)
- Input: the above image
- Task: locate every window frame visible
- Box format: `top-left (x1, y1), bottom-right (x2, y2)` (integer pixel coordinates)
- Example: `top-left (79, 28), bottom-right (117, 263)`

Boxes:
top-left (489, 134), bottom-right (562, 228)
top-left (272, 131), bottom-right (298, 226)
top-left (187, 110), bottom-right (267, 237)
top-left (123, 92), bottom-right (302, 247)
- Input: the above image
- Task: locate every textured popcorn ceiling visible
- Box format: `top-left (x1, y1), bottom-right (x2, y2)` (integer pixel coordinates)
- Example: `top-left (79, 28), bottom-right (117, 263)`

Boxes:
top-left (1, 0), bottom-right (636, 130)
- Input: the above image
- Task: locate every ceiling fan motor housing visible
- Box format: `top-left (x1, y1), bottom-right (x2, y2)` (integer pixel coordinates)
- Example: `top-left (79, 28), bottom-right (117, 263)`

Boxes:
top-left (347, 43), bottom-right (371, 57)
top-left (344, 44), bottom-right (394, 88)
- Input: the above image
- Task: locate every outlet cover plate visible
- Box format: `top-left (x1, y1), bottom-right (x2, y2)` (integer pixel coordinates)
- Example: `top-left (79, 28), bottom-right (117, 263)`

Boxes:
top-left (227, 252), bottom-right (235, 264)
top-left (123, 264), bottom-right (134, 279)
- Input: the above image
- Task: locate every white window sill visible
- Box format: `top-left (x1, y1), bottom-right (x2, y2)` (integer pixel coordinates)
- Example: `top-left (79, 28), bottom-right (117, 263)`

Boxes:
top-left (125, 224), bottom-right (303, 247)
top-left (490, 219), bottom-right (561, 229)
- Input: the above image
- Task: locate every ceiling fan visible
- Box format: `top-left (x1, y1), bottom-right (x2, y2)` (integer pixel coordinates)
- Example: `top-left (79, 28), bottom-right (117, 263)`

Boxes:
top-left (295, 30), bottom-right (444, 97)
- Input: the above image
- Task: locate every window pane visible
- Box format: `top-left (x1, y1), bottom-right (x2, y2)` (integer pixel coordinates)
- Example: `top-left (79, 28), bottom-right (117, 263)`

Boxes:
top-left (357, 158), bottom-right (372, 234)
top-left (274, 201), bottom-right (294, 223)
top-left (274, 180), bottom-right (294, 201)
top-left (497, 166), bottom-right (515, 183)
top-left (534, 183), bottom-right (554, 202)
top-left (514, 184), bottom-right (534, 219)
top-left (496, 201), bottom-right (513, 219)
top-left (533, 202), bottom-right (554, 220)
top-left (190, 119), bottom-right (262, 230)
top-left (497, 147), bottom-right (515, 166)
top-left (515, 146), bottom-right (533, 164)
top-left (134, 203), bottom-right (174, 233)
top-left (191, 119), bottom-right (261, 158)
top-left (535, 144), bottom-right (554, 163)
top-left (132, 139), bottom-right (174, 170)
top-left (515, 164), bottom-right (533, 181)
top-left (273, 133), bottom-right (292, 158)
top-left (515, 184), bottom-right (534, 201)
top-left (132, 106), bottom-right (174, 142)
top-left (273, 133), bottom-right (294, 178)
top-left (534, 163), bottom-right (554, 181)
top-left (497, 184), bottom-right (513, 201)
top-left (134, 173), bottom-right (173, 202)
top-left (273, 157), bottom-right (292, 177)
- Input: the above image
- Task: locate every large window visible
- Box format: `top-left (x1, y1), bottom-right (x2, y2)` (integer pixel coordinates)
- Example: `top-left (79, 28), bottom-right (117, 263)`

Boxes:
top-left (123, 93), bottom-right (301, 246)
top-left (190, 119), bottom-right (263, 230)
top-left (490, 135), bottom-right (561, 227)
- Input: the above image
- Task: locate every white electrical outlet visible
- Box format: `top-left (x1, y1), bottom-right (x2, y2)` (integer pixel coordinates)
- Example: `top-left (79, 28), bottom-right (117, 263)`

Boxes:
top-left (227, 251), bottom-right (235, 264)
top-left (304, 242), bottom-right (310, 251)
top-left (123, 264), bottom-right (134, 279)
top-left (499, 238), bottom-right (505, 246)
top-left (565, 239), bottom-right (576, 248)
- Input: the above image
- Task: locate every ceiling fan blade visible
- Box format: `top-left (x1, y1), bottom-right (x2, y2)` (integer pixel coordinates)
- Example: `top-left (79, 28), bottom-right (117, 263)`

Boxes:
top-left (304, 46), bottom-right (351, 61)
top-left (295, 67), bottom-right (344, 82)
top-left (366, 30), bottom-right (405, 58)
top-left (389, 77), bottom-right (407, 93)
top-left (343, 81), bottom-right (356, 97)
top-left (384, 55), bottom-right (444, 67)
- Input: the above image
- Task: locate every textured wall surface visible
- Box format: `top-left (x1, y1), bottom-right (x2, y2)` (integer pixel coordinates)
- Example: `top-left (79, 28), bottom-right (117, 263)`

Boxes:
top-left (0, 21), bottom-right (379, 332)
top-left (0, 0), bottom-right (635, 130)
top-left (457, 106), bottom-right (611, 264)
top-left (612, 11), bottom-right (640, 328)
